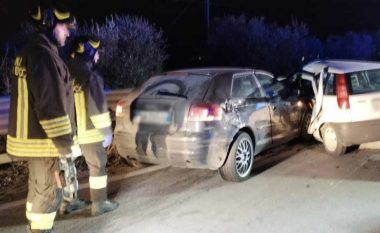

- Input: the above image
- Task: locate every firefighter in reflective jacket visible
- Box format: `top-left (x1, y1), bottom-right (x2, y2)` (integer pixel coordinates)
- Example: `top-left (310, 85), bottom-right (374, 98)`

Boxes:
top-left (6, 3), bottom-right (77, 233)
top-left (60, 36), bottom-right (119, 216)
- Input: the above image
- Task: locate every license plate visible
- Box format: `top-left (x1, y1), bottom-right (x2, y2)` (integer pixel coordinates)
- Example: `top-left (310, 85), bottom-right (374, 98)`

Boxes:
top-left (133, 110), bottom-right (172, 125)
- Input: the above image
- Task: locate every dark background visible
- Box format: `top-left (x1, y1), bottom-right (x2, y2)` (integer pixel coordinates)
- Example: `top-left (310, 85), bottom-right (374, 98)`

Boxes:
top-left (1, 0), bottom-right (380, 68)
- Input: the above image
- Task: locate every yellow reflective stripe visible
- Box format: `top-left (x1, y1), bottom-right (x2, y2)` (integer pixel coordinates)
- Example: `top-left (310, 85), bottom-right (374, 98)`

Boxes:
top-left (77, 129), bottom-right (104, 144)
top-left (90, 112), bottom-right (111, 129)
top-left (89, 175), bottom-right (107, 189)
top-left (14, 57), bottom-right (29, 139)
top-left (16, 75), bottom-right (28, 138)
top-left (40, 116), bottom-right (70, 128)
top-left (16, 78), bottom-right (22, 138)
top-left (31, 6), bottom-right (41, 20)
top-left (76, 43), bottom-right (85, 53)
top-left (89, 39), bottom-right (100, 49)
top-left (40, 115), bottom-right (72, 138)
top-left (26, 202), bottom-right (32, 220)
top-left (53, 9), bottom-right (70, 20)
top-left (26, 202), bottom-right (32, 211)
top-left (29, 212), bottom-right (56, 230)
top-left (7, 135), bottom-right (60, 157)
top-left (74, 91), bottom-right (105, 144)
top-left (74, 92), bottom-right (86, 131)
top-left (22, 78), bottom-right (28, 139)
top-left (44, 125), bottom-right (72, 138)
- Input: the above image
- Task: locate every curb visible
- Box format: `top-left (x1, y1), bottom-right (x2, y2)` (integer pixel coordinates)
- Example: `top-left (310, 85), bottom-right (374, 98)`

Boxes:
top-left (360, 141), bottom-right (380, 150)
top-left (0, 164), bottom-right (170, 211)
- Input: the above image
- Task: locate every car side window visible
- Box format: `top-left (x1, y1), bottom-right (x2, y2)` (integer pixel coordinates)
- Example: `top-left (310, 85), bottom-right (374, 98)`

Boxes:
top-left (349, 71), bottom-right (375, 94)
top-left (231, 74), bottom-right (261, 98)
top-left (324, 73), bottom-right (335, 95)
top-left (256, 73), bottom-right (279, 97)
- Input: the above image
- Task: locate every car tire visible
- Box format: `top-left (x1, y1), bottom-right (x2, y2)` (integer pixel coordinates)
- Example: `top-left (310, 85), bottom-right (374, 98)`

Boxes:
top-left (322, 124), bottom-right (346, 156)
top-left (219, 132), bottom-right (254, 182)
top-left (300, 110), bottom-right (313, 142)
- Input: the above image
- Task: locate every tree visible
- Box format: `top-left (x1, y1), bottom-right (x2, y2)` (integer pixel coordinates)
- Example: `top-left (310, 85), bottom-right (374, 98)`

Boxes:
top-left (207, 15), bottom-right (323, 76)
top-left (80, 15), bottom-right (167, 89)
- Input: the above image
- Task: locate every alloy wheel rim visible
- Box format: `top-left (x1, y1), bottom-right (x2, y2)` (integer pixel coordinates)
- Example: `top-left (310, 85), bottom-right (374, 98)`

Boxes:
top-left (235, 138), bottom-right (253, 177)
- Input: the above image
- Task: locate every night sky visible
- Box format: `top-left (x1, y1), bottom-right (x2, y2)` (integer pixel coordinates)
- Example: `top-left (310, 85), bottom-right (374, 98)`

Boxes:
top-left (1, 0), bottom-right (380, 66)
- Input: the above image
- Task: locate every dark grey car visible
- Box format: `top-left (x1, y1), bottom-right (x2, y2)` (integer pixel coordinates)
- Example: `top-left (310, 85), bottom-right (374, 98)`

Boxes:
top-left (114, 68), bottom-right (311, 182)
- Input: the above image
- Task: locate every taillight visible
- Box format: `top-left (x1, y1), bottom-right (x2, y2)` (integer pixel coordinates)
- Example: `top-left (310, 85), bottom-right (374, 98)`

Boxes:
top-left (188, 103), bottom-right (222, 121)
top-left (336, 74), bottom-right (350, 109)
top-left (115, 99), bottom-right (126, 117)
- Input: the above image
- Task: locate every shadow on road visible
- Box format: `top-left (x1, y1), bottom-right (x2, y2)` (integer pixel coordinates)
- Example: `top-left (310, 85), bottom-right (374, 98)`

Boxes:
top-left (251, 140), bottom-right (316, 176)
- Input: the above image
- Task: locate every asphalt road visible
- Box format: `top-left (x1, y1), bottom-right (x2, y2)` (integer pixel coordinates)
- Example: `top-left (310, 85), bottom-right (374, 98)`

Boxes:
top-left (2, 142), bottom-right (380, 233)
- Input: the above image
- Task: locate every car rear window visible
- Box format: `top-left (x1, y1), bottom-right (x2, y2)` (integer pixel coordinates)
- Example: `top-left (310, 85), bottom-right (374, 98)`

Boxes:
top-left (348, 69), bottom-right (380, 94)
top-left (139, 75), bottom-right (211, 100)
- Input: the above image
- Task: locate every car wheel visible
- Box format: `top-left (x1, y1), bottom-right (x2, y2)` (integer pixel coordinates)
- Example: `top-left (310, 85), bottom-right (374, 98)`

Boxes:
top-left (219, 132), bottom-right (254, 182)
top-left (300, 110), bottom-right (313, 141)
top-left (322, 124), bottom-right (346, 156)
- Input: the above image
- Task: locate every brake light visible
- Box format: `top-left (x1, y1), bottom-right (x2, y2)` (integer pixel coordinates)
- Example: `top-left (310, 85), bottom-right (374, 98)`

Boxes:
top-left (336, 74), bottom-right (350, 109)
top-left (188, 103), bottom-right (222, 121)
top-left (115, 99), bottom-right (126, 117)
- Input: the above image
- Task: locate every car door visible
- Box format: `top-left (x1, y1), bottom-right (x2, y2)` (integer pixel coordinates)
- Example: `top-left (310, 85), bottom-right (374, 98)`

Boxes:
top-left (230, 72), bottom-right (272, 151)
top-left (255, 72), bottom-right (300, 145)
top-left (301, 68), bottom-right (326, 136)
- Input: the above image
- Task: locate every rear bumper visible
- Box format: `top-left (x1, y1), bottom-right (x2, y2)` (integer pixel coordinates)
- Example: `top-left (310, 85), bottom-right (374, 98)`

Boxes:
top-left (331, 119), bottom-right (380, 146)
top-left (114, 130), bottom-right (230, 170)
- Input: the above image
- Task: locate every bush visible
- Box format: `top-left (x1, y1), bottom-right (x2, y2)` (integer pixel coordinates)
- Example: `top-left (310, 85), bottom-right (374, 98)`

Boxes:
top-left (80, 15), bottom-right (167, 89)
top-left (208, 15), bottom-right (323, 75)
top-left (325, 32), bottom-right (376, 60)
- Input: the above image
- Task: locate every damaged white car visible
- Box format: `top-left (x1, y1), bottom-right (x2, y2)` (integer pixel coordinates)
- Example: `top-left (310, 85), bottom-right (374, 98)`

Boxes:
top-left (114, 68), bottom-right (312, 182)
top-left (301, 60), bottom-right (380, 156)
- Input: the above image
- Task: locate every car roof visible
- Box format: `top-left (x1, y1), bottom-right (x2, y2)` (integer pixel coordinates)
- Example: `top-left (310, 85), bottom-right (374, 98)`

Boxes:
top-left (163, 67), bottom-right (254, 77)
top-left (303, 59), bottom-right (380, 74)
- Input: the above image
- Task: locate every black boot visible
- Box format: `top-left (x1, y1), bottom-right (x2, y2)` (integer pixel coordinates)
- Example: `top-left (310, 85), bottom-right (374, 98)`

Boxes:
top-left (59, 198), bottom-right (89, 215)
top-left (90, 187), bottom-right (119, 216)
top-left (91, 200), bottom-right (119, 217)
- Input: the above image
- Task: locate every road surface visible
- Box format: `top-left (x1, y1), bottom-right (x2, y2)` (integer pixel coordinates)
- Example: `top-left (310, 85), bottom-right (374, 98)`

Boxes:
top-left (1, 142), bottom-right (380, 233)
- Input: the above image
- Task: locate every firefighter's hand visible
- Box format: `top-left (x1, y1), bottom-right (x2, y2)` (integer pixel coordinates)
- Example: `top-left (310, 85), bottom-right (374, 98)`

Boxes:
top-left (102, 134), bottom-right (113, 148)
top-left (71, 145), bottom-right (82, 158)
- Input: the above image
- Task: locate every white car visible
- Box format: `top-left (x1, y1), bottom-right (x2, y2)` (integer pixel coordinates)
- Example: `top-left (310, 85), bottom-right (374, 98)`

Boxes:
top-left (300, 59), bottom-right (380, 156)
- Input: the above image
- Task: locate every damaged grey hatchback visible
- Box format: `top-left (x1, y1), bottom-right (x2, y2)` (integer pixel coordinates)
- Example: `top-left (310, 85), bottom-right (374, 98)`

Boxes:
top-left (114, 68), bottom-right (311, 182)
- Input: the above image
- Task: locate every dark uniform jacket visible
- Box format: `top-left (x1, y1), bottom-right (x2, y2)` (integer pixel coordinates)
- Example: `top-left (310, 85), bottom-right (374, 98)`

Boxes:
top-left (68, 57), bottom-right (112, 144)
top-left (7, 33), bottom-right (75, 157)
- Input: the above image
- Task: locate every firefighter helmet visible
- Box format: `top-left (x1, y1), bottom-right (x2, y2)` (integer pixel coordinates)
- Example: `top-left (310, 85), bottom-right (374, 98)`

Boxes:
top-left (73, 36), bottom-right (101, 60)
top-left (29, 2), bottom-right (76, 29)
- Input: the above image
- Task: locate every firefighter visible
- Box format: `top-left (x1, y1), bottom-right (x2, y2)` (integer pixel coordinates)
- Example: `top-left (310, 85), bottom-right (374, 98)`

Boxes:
top-left (60, 36), bottom-right (119, 216)
top-left (6, 3), bottom-right (77, 233)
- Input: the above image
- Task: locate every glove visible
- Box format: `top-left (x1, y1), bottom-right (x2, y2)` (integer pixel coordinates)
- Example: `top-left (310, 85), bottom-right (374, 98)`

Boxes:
top-left (102, 134), bottom-right (113, 148)
top-left (71, 144), bottom-right (82, 158)
top-left (61, 145), bottom-right (82, 159)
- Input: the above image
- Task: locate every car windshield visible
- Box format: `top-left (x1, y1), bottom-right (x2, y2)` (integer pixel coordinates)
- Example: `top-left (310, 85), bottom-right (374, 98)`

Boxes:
top-left (348, 69), bottom-right (380, 94)
top-left (140, 75), bottom-right (211, 100)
